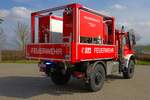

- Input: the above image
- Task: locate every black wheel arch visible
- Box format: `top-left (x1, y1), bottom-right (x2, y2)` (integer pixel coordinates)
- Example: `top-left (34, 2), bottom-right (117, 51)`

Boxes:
top-left (91, 61), bottom-right (107, 75)
top-left (130, 55), bottom-right (136, 64)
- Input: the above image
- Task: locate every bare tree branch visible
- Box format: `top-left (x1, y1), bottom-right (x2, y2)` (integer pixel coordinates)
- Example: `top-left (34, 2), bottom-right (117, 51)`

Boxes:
top-left (128, 29), bottom-right (141, 42)
top-left (0, 27), bottom-right (5, 50)
top-left (0, 19), bottom-right (4, 24)
top-left (14, 21), bottom-right (30, 50)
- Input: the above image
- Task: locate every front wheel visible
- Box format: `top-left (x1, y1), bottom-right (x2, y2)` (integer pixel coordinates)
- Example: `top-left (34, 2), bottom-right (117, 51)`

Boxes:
top-left (123, 60), bottom-right (135, 79)
top-left (86, 63), bottom-right (105, 92)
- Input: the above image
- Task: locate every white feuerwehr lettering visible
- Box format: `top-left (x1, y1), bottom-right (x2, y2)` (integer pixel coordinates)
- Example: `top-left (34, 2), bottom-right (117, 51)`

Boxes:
top-left (84, 16), bottom-right (100, 23)
top-left (94, 47), bottom-right (114, 53)
top-left (81, 47), bottom-right (91, 54)
top-left (31, 48), bottom-right (63, 55)
top-left (81, 47), bottom-right (114, 54)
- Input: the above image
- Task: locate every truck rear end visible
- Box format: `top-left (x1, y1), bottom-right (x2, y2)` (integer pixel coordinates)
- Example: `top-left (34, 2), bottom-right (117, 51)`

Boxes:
top-left (26, 4), bottom-right (117, 63)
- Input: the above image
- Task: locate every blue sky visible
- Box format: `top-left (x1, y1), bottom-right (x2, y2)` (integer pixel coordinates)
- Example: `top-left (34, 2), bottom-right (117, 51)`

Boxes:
top-left (0, 0), bottom-right (119, 9)
top-left (0, 0), bottom-right (150, 49)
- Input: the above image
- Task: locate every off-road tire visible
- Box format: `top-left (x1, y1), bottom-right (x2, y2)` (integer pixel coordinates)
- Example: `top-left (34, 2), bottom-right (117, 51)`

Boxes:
top-left (51, 69), bottom-right (71, 85)
top-left (86, 63), bottom-right (105, 92)
top-left (123, 60), bottom-right (135, 79)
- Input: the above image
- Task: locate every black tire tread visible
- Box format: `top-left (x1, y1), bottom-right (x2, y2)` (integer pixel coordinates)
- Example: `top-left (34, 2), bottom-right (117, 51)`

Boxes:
top-left (51, 69), bottom-right (71, 85)
top-left (86, 63), bottom-right (105, 92)
top-left (123, 60), bottom-right (135, 79)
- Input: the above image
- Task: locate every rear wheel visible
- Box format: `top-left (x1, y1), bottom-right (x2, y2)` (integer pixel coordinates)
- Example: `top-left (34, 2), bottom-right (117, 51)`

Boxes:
top-left (45, 67), bottom-right (51, 76)
top-left (86, 63), bottom-right (105, 92)
top-left (51, 65), bottom-right (71, 85)
top-left (123, 60), bottom-right (135, 79)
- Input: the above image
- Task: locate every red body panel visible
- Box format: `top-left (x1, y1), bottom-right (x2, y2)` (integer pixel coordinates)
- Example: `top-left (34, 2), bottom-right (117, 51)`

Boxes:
top-left (124, 46), bottom-right (133, 56)
top-left (63, 10), bottom-right (73, 37)
top-left (79, 10), bottom-right (103, 38)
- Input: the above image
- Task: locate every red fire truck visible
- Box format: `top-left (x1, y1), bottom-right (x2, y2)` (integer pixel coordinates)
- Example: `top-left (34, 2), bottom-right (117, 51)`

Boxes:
top-left (26, 3), bottom-right (136, 92)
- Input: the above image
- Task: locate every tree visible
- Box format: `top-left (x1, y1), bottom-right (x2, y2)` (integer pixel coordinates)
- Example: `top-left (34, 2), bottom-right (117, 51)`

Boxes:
top-left (0, 18), bottom-right (5, 50)
top-left (128, 29), bottom-right (141, 42)
top-left (0, 19), bottom-right (4, 24)
top-left (14, 22), bottom-right (30, 50)
top-left (0, 27), bottom-right (5, 50)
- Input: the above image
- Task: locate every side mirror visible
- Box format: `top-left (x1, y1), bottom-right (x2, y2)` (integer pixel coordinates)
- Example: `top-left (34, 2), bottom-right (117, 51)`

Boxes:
top-left (127, 32), bottom-right (136, 49)
top-left (121, 25), bottom-right (125, 35)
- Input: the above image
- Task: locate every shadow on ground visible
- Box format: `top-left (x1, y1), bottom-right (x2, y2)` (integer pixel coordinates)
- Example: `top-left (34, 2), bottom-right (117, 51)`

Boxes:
top-left (0, 75), bottom-right (123, 98)
top-left (0, 76), bottom-right (89, 98)
top-left (107, 74), bottom-right (124, 80)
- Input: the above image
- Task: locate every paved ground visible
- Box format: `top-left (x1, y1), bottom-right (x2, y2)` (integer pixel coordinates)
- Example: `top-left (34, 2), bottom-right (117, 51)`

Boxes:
top-left (0, 64), bottom-right (150, 100)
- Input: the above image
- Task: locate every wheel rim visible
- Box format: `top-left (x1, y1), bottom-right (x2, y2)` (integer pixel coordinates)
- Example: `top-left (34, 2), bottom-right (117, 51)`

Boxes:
top-left (129, 61), bottom-right (135, 75)
top-left (95, 71), bottom-right (102, 85)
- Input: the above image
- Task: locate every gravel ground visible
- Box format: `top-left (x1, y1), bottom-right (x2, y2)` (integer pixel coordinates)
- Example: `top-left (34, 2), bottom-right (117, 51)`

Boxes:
top-left (0, 63), bottom-right (150, 100)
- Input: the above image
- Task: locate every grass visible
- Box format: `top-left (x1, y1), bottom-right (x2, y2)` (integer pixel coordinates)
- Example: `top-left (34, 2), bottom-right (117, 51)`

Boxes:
top-left (136, 60), bottom-right (150, 65)
top-left (0, 60), bottom-right (39, 64)
top-left (135, 45), bottom-right (150, 52)
top-left (143, 45), bottom-right (150, 51)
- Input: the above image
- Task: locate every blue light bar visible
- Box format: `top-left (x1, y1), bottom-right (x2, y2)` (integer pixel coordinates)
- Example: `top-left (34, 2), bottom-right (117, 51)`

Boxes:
top-left (45, 62), bottom-right (52, 65)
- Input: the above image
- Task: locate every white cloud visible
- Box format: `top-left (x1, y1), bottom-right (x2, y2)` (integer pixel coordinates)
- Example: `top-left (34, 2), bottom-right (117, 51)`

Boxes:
top-left (13, 0), bottom-right (34, 3)
top-left (11, 7), bottom-right (31, 18)
top-left (0, 9), bottom-right (9, 18)
top-left (138, 22), bottom-right (150, 28)
top-left (0, 6), bottom-right (32, 21)
top-left (99, 10), bottom-right (111, 16)
top-left (111, 4), bottom-right (127, 10)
